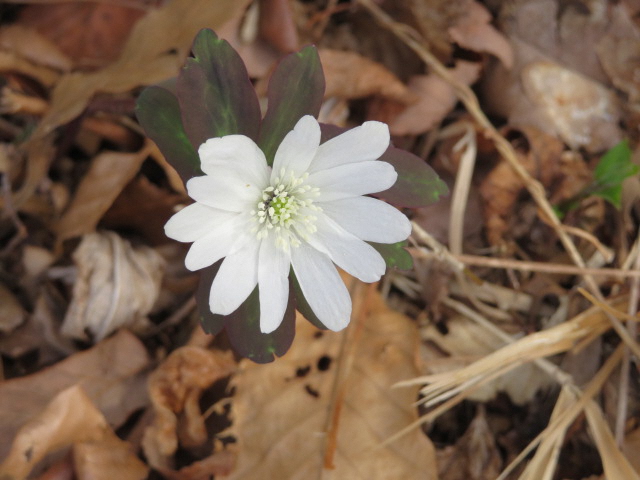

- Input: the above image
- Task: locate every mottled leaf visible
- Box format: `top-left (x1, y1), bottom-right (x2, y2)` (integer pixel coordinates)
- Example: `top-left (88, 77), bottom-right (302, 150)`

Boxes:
top-left (197, 264), bottom-right (296, 363)
top-left (177, 28), bottom-right (261, 149)
top-left (135, 86), bottom-right (201, 181)
top-left (376, 146), bottom-right (449, 208)
top-left (258, 46), bottom-right (325, 165)
top-left (370, 241), bottom-right (413, 270)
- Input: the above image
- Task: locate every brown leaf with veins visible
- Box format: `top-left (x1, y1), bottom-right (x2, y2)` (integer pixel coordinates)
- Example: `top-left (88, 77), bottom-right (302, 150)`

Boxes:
top-left (142, 347), bottom-right (236, 471)
top-left (0, 385), bottom-right (148, 480)
top-left (221, 282), bottom-right (437, 479)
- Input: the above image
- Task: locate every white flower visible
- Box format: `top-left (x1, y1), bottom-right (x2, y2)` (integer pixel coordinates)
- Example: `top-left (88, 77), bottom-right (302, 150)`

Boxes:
top-left (165, 115), bottom-right (411, 333)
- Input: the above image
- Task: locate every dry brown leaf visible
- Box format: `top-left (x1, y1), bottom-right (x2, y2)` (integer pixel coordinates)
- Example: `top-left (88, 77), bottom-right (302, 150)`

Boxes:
top-left (33, 0), bottom-right (252, 139)
top-left (319, 49), bottom-right (417, 104)
top-left (522, 61), bottom-right (621, 153)
top-left (0, 283), bottom-right (25, 334)
top-left (448, 1), bottom-right (513, 68)
top-left (142, 347), bottom-right (236, 471)
top-left (55, 145), bottom-right (151, 243)
top-left (18, 3), bottom-right (146, 68)
top-left (259, 0), bottom-right (299, 52)
top-left (623, 427), bottom-right (640, 474)
top-left (0, 25), bottom-right (72, 72)
top-left (389, 61), bottom-right (480, 135)
top-left (221, 285), bottom-right (437, 480)
top-left (0, 330), bottom-right (150, 460)
top-left (61, 231), bottom-right (165, 342)
top-left (0, 385), bottom-right (148, 480)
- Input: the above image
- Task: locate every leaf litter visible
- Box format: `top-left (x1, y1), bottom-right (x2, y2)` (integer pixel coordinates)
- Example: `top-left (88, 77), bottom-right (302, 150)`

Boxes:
top-left (2, 0), bottom-right (640, 479)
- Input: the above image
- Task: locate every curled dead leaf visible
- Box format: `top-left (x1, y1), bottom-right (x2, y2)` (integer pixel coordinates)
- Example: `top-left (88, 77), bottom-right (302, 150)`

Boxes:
top-left (319, 49), bottom-right (417, 104)
top-left (0, 330), bottom-right (150, 461)
top-left (61, 231), bottom-right (165, 342)
top-left (390, 61), bottom-right (481, 135)
top-left (448, 1), bottom-right (513, 68)
top-left (0, 385), bottom-right (148, 480)
top-left (142, 347), bottom-right (236, 470)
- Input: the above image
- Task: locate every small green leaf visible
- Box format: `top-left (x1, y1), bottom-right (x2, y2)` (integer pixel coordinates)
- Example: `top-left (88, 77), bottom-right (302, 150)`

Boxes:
top-left (258, 46), bottom-right (325, 165)
top-left (370, 241), bottom-right (413, 270)
top-left (177, 29), bottom-right (261, 149)
top-left (135, 85), bottom-right (201, 182)
top-left (376, 147), bottom-right (449, 208)
top-left (592, 140), bottom-right (638, 208)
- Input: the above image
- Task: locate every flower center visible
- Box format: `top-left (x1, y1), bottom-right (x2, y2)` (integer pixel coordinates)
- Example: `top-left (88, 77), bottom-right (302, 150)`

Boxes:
top-left (251, 168), bottom-right (320, 250)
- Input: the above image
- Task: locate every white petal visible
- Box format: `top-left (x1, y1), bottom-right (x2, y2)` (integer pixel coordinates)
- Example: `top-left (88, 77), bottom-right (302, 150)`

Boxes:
top-left (272, 115), bottom-right (320, 179)
top-left (291, 243), bottom-right (351, 331)
top-left (184, 215), bottom-right (251, 271)
top-left (187, 175), bottom-right (259, 212)
top-left (319, 196), bottom-right (411, 243)
top-left (309, 121), bottom-right (390, 172)
top-left (258, 240), bottom-right (291, 333)
top-left (198, 135), bottom-right (270, 187)
top-left (209, 239), bottom-right (260, 315)
top-left (164, 203), bottom-right (237, 242)
top-left (309, 161), bottom-right (397, 202)
top-left (305, 213), bottom-right (386, 282)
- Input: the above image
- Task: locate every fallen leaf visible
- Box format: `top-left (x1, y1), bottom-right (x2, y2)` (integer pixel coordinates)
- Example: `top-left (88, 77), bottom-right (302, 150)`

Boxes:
top-left (318, 49), bottom-right (417, 104)
top-left (33, 0), bottom-right (252, 139)
top-left (222, 284), bottom-right (437, 479)
top-left (259, 0), bottom-right (299, 52)
top-left (0, 385), bottom-right (148, 480)
top-left (18, 3), bottom-right (146, 69)
top-left (142, 347), bottom-right (236, 471)
top-left (448, 1), bottom-right (513, 68)
top-left (61, 231), bottom-right (165, 342)
top-left (0, 330), bottom-right (149, 462)
top-left (522, 61), bottom-right (622, 152)
top-left (390, 61), bottom-right (481, 135)
top-left (0, 24), bottom-right (71, 72)
top-left (0, 283), bottom-right (25, 333)
top-left (55, 145), bottom-right (151, 243)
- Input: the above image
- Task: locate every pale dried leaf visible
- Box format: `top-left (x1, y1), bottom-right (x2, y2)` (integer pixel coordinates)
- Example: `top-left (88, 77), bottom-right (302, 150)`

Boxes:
top-left (0, 283), bottom-right (25, 333)
top-left (0, 24), bottom-right (72, 71)
top-left (390, 61), bottom-right (480, 135)
top-left (222, 286), bottom-right (437, 480)
top-left (56, 146), bottom-right (151, 242)
top-left (0, 385), bottom-right (148, 480)
top-left (623, 427), bottom-right (640, 474)
top-left (319, 49), bottom-right (417, 104)
top-left (142, 347), bottom-right (236, 470)
top-left (61, 231), bottom-right (165, 342)
top-left (448, 1), bottom-right (513, 68)
top-left (522, 61), bottom-right (621, 153)
top-left (0, 330), bottom-right (150, 460)
top-left (33, 0), bottom-right (252, 138)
